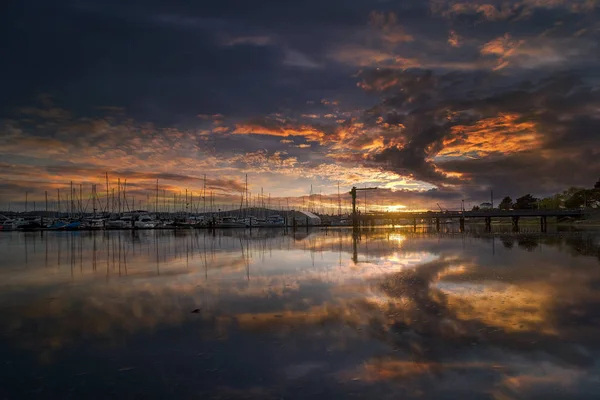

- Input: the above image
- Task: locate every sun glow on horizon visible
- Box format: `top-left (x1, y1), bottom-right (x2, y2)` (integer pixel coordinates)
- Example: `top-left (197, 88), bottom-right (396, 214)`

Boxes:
top-left (386, 205), bottom-right (407, 212)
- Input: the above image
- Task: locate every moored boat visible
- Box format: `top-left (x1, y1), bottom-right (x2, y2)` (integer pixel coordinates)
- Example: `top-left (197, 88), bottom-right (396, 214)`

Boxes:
top-left (64, 221), bottom-right (82, 230)
top-left (266, 215), bottom-right (285, 226)
top-left (106, 215), bottom-right (134, 229)
top-left (47, 220), bottom-right (68, 230)
top-left (134, 215), bottom-right (157, 229)
top-left (216, 216), bottom-right (247, 228)
top-left (1, 218), bottom-right (26, 231)
top-left (83, 219), bottom-right (104, 230)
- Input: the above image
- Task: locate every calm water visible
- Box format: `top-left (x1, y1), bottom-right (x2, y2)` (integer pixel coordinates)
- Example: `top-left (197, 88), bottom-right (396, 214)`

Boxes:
top-left (1, 227), bottom-right (600, 399)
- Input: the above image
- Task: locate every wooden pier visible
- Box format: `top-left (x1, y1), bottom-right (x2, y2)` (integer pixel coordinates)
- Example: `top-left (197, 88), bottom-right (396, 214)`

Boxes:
top-left (354, 209), bottom-right (586, 232)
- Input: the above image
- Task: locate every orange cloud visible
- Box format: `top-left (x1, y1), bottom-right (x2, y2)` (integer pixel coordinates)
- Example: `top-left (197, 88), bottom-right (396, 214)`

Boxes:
top-left (437, 113), bottom-right (541, 158)
top-left (331, 45), bottom-right (420, 68)
top-left (448, 30), bottom-right (462, 47)
top-left (212, 126), bottom-right (229, 133)
top-left (369, 11), bottom-right (415, 45)
top-left (480, 33), bottom-right (525, 70)
top-left (232, 122), bottom-right (326, 142)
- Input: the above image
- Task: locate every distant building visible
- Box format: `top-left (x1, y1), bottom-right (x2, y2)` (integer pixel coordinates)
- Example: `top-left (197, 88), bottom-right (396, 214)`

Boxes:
top-left (291, 210), bottom-right (322, 226)
top-left (479, 202), bottom-right (493, 210)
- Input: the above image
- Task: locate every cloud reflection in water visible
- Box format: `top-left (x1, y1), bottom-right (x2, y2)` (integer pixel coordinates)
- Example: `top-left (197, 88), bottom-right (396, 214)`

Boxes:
top-left (1, 228), bottom-right (599, 398)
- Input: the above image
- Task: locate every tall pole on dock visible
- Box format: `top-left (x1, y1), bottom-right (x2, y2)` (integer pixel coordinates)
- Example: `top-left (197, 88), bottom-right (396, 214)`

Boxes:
top-left (245, 174), bottom-right (248, 211)
top-left (57, 188), bottom-right (61, 217)
top-left (123, 179), bottom-right (128, 213)
top-left (70, 181), bottom-right (73, 217)
top-left (338, 182), bottom-right (341, 217)
top-left (25, 191), bottom-right (28, 213)
top-left (106, 172), bottom-right (109, 214)
top-left (117, 178), bottom-right (121, 215)
top-left (156, 179), bottom-right (159, 215)
top-left (45, 191), bottom-right (48, 214)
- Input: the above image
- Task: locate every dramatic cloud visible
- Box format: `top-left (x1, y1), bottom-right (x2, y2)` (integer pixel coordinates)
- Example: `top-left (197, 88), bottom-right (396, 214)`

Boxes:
top-left (1, 0), bottom-right (600, 209)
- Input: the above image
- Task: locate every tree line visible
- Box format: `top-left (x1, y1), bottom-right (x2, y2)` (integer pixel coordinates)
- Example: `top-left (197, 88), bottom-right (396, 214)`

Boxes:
top-left (476, 178), bottom-right (600, 210)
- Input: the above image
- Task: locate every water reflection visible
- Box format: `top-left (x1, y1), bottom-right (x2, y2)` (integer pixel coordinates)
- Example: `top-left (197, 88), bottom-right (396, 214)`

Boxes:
top-left (1, 228), bottom-right (600, 399)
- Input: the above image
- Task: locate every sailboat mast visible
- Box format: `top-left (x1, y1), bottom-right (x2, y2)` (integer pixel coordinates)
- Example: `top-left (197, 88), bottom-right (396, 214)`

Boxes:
top-left (117, 178), bottom-right (121, 215)
top-left (338, 181), bottom-right (341, 216)
top-left (106, 172), bottom-right (109, 214)
top-left (203, 174), bottom-right (207, 215)
top-left (70, 181), bottom-right (73, 217)
top-left (123, 179), bottom-right (128, 213)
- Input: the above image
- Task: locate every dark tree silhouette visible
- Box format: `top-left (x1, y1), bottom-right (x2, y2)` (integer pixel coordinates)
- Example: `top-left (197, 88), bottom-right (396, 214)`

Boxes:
top-left (513, 194), bottom-right (538, 209)
top-left (499, 196), bottom-right (513, 210)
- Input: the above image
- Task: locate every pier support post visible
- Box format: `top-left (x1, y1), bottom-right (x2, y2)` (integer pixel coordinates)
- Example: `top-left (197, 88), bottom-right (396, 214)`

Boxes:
top-left (512, 216), bottom-right (520, 232)
top-left (540, 216), bottom-right (547, 232)
top-left (413, 217), bottom-right (417, 232)
top-left (435, 217), bottom-right (440, 232)
top-left (485, 217), bottom-right (492, 232)
top-left (459, 217), bottom-right (465, 232)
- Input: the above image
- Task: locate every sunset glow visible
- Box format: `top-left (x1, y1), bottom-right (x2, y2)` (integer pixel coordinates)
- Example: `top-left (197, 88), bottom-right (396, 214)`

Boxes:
top-left (1, 0), bottom-right (599, 212)
top-left (386, 205), bottom-right (407, 212)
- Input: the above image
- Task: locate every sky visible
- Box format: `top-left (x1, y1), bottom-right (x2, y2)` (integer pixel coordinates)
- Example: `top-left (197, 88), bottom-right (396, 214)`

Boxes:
top-left (1, 0), bottom-right (600, 212)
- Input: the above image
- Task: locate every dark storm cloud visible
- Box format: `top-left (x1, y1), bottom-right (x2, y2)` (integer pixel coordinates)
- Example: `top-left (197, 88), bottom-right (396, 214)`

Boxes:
top-left (2, 0), bottom-right (600, 206)
top-left (0, 0), bottom-right (376, 125)
top-left (359, 62), bottom-right (600, 198)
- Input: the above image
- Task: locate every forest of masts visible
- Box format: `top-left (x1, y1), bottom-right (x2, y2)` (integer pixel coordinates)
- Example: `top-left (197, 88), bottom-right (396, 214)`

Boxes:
top-left (0, 175), bottom-right (387, 217)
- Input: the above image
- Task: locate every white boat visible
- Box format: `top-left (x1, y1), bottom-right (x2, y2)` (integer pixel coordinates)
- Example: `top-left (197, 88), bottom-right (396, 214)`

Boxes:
top-left (238, 216), bottom-right (257, 227)
top-left (135, 215), bottom-right (157, 229)
top-left (106, 216), bottom-right (133, 229)
top-left (252, 218), bottom-right (268, 227)
top-left (266, 215), bottom-right (285, 226)
top-left (1, 218), bottom-right (26, 231)
top-left (85, 219), bottom-right (105, 230)
top-left (216, 216), bottom-right (247, 228)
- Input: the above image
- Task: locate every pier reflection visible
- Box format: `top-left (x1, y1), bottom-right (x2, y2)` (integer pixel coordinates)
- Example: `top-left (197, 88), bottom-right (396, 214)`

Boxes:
top-left (1, 228), bottom-right (600, 398)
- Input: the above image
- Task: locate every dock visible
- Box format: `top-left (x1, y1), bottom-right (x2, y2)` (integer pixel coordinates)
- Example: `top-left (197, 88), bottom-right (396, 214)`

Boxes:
top-left (355, 209), bottom-right (586, 232)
